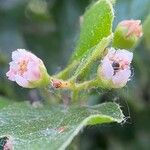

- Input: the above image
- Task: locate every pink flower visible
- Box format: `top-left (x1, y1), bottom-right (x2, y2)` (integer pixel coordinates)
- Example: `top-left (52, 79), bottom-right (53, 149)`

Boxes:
top-left (6, 49), bottom-right (49, 88)
top-left (98, 48), bottom-right (133, 88)
top-left (3, 136), bottom-right (13, 150)
top-left (119, 20), bottom-right (143, 38)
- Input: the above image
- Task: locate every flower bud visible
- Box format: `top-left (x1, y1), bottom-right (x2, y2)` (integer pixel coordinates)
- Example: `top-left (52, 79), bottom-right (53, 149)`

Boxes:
top-left (6, 49), bottom-right (50, 88)
top-left (98, 48), bottom-right (133, 88)
top-left (112, 20), bottom-right (143, 50)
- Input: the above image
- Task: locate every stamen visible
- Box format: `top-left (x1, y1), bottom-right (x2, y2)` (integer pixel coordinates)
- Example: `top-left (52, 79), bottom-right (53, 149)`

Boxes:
top-left (18, 60), bottom-right (28, 75)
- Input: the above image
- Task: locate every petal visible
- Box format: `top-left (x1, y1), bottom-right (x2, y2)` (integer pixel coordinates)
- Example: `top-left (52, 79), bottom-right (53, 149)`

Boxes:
top-left (101, 58), bottom-right (114, 80)
top-left (6, 62), bottom-right (18, 81)
top-left (115, 50), bottom-right (133, 63)
top-left (6, 70), bottom-right (16, 81)
top-left (24, 61), bottom-right (41, 81)
top-left (9, 61), bottom-right (19, 70)
top-left (112, 69), bottom-right (131, 88)
top-left (106, 47), bottom-right (116, 58)
top-left (28, 52), bottom-right (40, 63)
top-left (15, 75), bottom-right (29, 88)
top-left (12, 49), bottom-right (27, 61)
top-left (17, 49), bottom-right (27, 53)
top-left (120, 20), bottom-right (141, 27)
top-left (108, 47), bottom-right (116, 54)
top-left (12, 51), bottom-right (19, 61)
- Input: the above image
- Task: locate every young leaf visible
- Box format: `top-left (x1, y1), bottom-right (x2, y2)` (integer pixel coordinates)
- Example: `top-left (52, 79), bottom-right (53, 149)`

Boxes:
top-left (70, 34), bottom-right (113, 81)
top-left (0, 99), bottom-right (124, 150)
top-left (71, 0), bottom-right (114, 61)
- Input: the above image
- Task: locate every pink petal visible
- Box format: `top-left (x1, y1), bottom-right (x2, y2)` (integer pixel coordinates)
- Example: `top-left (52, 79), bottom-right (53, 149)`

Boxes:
top-left (120, 20), bottom-right (141, 27)
top-left (9, 61), bottom-right (19, 70)
top-left (101, 58), bottom-right (114, 80)
top-left (6, 62), bottom-right (18, 81)
top-left (115, 50), bottom-right (133, 63)
top-left (24, 61), bottom-right (41, 81)
top-left (28, 52), bottom-right (40, 63)
top-left (15, 75), bottom-right (29, 88)
top-left (112, 69), bottom-right (131, 88)
top-left (12, 49), bottom-right (27, 61)
top-left (106, 47), bottom-right (116, 57)
top-left (119, 20), bottom-right (143, 38)
top-left (6, 70), bottom-right (16, 81)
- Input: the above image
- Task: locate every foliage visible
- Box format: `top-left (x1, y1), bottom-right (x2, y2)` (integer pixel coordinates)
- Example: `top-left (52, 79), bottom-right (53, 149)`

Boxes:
top-left (0, 97), bottom-right (124, 150)
top-left (0, 0), bottom-right (150, 149)
top-left (71, 0), bottom-right (114, 61)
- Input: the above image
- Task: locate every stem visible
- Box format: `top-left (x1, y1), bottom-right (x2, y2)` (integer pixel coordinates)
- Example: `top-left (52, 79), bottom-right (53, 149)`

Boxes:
top-left (50, 76), bottom-right (99, 91)
top-left (71, 79), bottom-right (98, 101)
top-left (75, 79), bottom-right (98, 90)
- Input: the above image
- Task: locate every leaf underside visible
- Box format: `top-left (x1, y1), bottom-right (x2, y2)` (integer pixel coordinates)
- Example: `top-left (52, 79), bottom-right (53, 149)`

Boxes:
top-left (0, 98), bottom-right (124, 150)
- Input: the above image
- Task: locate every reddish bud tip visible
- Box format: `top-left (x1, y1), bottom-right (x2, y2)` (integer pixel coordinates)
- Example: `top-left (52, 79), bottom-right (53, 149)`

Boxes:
top-left (119, 20), bottom-right (143, 38)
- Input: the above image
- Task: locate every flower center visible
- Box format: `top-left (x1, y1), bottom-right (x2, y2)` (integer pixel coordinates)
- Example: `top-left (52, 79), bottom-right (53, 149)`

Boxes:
top-left (112, 61), bottom-right (120, 70)
top-left (111, 59), bottom-right (129, 75)
top-left (18, 60), bottom-right (28, 75)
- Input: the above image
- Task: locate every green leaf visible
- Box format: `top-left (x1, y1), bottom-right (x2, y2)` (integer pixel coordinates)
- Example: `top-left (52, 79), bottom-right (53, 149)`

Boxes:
top-left (71, 0), bottom-right (114, 61)
top-left (0, 100), bottom-right (124, 150)
top-left (70, 34), bottom-right (113, 81)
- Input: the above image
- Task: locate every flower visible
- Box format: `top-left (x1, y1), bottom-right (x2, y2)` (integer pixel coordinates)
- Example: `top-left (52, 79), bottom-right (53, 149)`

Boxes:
top-left (113, 19), bottom-right (143, 49)
top-left (98, 48), bottom-right (133, 88)
top-left (119, 20), bottom-right (143, 38)
top-left (6, 49), bottom-right (49, 88)
top-left (3, 136), bottom-right (13, 150)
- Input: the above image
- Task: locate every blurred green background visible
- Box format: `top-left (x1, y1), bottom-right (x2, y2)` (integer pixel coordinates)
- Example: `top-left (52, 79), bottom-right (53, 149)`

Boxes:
top-left (0, 0), bottom-right (150, 149)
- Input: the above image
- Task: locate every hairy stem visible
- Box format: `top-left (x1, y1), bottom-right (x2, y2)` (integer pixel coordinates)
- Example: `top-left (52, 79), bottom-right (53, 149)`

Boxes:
top-left (75, 79), bottom-right (98, 90)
